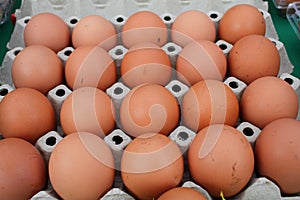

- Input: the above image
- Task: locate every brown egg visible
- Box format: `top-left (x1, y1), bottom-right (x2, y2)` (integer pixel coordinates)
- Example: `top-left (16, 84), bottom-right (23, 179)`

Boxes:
top-left (24, 12), bottom-right (70, 52)
top-left (12, 45), bottom-right (64, 94)
top-left (49, 132), bottom-right (115, 199)
top-left (60, 87), bottom-right (115, 138)
top-left (188, 124), bottom-right (254, 198)
top-left (121, 133), bottom-right (184, 200)
top-left (219, 4), bottom-right (266, 44)
top-left (255, 118), bottom-right (300, 194)
top-left (171, 10), bottom-right (216, 47)
top-left (0, 88), bottom-right (56, 144)
top-left (228, 35), bottom-right (280, 85)
top-left (240, 76), bottom-right (298, 129)
top-left (65, 45), bottom-right (117, 91)
top-left (121, 42), bottom-right (172, 88)
top-left (122, 11), bottom-right (168, 48)
top-left (158, 187), bottom-right (207, 200)
top-left (72, 15), bottom-right (117, 51)
top-left (181, 80), bottom-right (239, 132)
top-left (0, 138), bottom-right (46, 199)
top-left (176, 40), bottom-right (227, 86)
top-left (120, 83), bottom-right (179, 137)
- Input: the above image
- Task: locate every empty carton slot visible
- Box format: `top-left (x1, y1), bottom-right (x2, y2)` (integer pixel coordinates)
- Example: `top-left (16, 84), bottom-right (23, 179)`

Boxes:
top-left (114, 87), bottom-right (123, 95)
top-left (172, 84), bottom-right (182, 93)
top-left (229, 81), bottom-right (239, 89)
top-left (112, 135), bottom-right (123, 145)
top-left (242, 127), bottom-right (254, 137)
top-left (284, 77), bottom-right (294, 85)
top-left (55, 89), bottom-right (66, 97)
top-left (177, 131), bottom-right (189, 141)
top-left (0, 88), bottom-right (8, 96)
top-left (46, 136), bottom-right (57, 146)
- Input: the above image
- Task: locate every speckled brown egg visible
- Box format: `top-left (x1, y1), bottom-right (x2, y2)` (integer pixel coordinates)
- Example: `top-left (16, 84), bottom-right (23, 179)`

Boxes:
top-left (188, 124), bottom-right (254, 198)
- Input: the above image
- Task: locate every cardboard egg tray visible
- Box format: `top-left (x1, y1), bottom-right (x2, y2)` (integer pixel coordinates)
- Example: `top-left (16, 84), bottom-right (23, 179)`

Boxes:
top-left (0, 0), bottom-right (300, 199)
top-left (287, 1), bottom-right (300, 39)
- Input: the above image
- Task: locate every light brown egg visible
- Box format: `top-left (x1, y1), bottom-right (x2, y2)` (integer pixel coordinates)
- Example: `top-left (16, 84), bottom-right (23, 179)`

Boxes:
top-left (122, 11), bottom-right (168, 48)
top-left (219, 4), bottom-right (266, 44)
top-left (0, 88), bottom-right (56, 144)
top-left (24, 12), bottom-right (70, 52)
top-left (12, 45), bottom-right (64, 94)
top-left (72, 15), bottom-right (117, 51)
top-left (171, 10), bottom-right (216, 47)
top-left (181, 80), bottom-right (239, 132)
top-left (0, 138), bottom-right (46, 199)
top-left (60, 87), bottom-right (115, 138)
top-left (176, 40), bottom-right (227, 86)
top-left (121, 42), bottom-right (172, 88)
top-left (158, 187), bottom-right (207, 200)
top-left (65, 45), bottom-right (117, 91)
top-left (255, 118), bottom-right (300, 195)
top-left (121, 133), bottom-right (184, 200)
top-left (49, 132), bottom-right (115, 199)
top-left (228, 35), bottom-right (280, 85)
top-left (120, 83), bottom-right (179, 137)
top-left (188, 124), bottom-right (254, 198)
top-left (240, 76), bottom-right (298, 129)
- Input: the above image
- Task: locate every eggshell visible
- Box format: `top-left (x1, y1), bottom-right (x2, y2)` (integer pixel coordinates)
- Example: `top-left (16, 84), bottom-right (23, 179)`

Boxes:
top-left (24, 12), bottom-right (70, 52)
top-left (188, 124), bottom-right (254, 198)
top-left (122, 11), bottom-right (168, 48)
top-left (228, 35), bottom-right (280, 85)
top-left (0, 88), bottom-right (56, 144)
top-left (65, 45), bottom-right (117, 91)
top-left (120, 83), bottom-right (179, 137)
top-left (121, 133), bottom-right (184, 200)
top-left (60, 87), bottom-right (115, 138)
top-left (0, 138), bottom-right (46, 199)
top-left (218, 4), bottom-right (266, 44)
top-left (176, 40), bottom-right (227, 86)
top-left (72, 15), bottom-right (117, 51)
top-left (181, 80), bottom-right (239, 132)
top-left (255, 118), bottom-right (300, 194)
top-left (158, 187), bottom-right (207, 200)
top-left (12, 45), bottom-right (64, 94)
top-left (121, 42), bottom-right (172, 88)
top-left (240, 76), bottom-right (298, 129)
top-left (171, 10), bottom-right (216, 47)
top-left (49, 132), bottom-right (115, 199)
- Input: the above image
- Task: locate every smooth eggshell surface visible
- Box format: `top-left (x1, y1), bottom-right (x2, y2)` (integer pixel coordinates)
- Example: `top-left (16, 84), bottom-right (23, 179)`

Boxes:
top-left (24, 12), bottom-right (70, 52)
top-left (0, 88), bottom-right (56, 144)
top-left (171, 10), bottom-right (216, 47)
top-left (228, 35), bottom-right (280, 85)
top-left (121, 42), bottom-right (172, 88)
top-left (255, 118), bottom-right (300, 194)
top-left (12, 45), bottom-right (63, 94)
top-left (218, 4), bottom-right (266, 44)
top-left (49, 132), bottom-right (115, 200)
top-left (181, 80), bottom-right (239, 132)
top-left (176, 40), bottom-right (227, 86)
top-left (188, 124), bottom-right (254, 198)
top-left (72, 15), bottom-right (117, 51)
top-left (121, 133), bottom-right (184, 200)
top-left (0, 138), bottom-right (46, 199)
top-left (120, 83), bottom-right (179, 137)
top-left (240, 76), bottom-right (298, 129)
top-left (158, 187), bottom-right (207, 200)
top-left (122, 11), bottom-right (168, 48)
top-left (60, 87), bottom-right (115, 138)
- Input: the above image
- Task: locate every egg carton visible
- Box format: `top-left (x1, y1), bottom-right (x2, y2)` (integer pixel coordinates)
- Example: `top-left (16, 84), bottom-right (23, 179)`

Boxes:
top-left (287, 1), bottom-right (300, 39)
